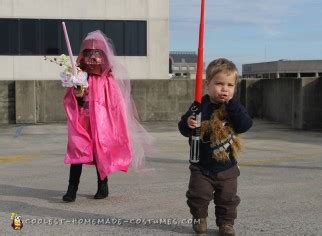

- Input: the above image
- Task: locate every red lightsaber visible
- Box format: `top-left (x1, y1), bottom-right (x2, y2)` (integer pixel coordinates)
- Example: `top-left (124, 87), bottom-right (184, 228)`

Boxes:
top-left (195, 0), bottom-right (205, 104)
top-left (190, 0), bottom-right (205, 163)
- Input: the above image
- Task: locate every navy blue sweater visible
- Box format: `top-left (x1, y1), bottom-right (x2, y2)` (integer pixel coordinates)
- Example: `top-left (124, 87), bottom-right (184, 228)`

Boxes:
top-left (178, 95), bottom-right (253, 175)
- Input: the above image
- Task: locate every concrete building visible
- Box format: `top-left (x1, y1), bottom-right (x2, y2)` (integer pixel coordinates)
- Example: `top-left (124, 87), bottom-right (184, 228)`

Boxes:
top-left (0, 0), bottom-right (169, 80)
top-left (242, 60), bottom-right (322, 79)
top-left (170, 51), bottom-right (197, 79)
top-left (169, 51), bottom-right (205, 79)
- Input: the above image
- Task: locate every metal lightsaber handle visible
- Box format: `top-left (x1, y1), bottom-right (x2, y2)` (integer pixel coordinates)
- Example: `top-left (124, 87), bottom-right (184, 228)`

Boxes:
top-left (190, 104), bottom-right (201, 163)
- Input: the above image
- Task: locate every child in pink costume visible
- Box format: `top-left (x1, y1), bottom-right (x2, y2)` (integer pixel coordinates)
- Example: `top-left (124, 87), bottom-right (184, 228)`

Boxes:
top-left (62, 30), bottom-right (150, 202)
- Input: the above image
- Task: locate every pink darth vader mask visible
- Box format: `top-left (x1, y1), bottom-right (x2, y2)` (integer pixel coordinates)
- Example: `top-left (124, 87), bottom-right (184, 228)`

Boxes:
top-left (77, 35), bottom-right (111, 76)
top-left (80, 49), bottom-right (107, 75)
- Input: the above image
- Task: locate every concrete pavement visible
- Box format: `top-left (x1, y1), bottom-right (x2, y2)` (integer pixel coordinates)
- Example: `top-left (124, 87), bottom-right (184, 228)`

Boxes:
top-left (0, 120), bottom-right (322, 235)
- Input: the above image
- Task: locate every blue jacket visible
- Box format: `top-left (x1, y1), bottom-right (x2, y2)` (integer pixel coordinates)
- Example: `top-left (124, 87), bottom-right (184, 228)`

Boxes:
top-left (178, 95), bottom-right (253, 174)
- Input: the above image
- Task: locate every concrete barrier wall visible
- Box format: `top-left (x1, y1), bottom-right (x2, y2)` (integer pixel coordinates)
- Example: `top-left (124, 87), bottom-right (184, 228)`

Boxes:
top-left (1, 80), bottom-right (199, 124)
top-left (131, 80), bottom-right (209, 121)
top-left (0, 81), bottom-right (15, 124)
top-left (240, 77), bottom-right (321, 129)
top-left (132, 80), bottom-right (193, 121)
top-left (261, 78), bottom-right (297, 125)
top-left (15, 81), bottom-right (37, 124)
top-left (36, 81), bottom-right (66, 123)
top-left (0, 78), bottom-right (322, 129)
top-left (302, 77), bottom-right (322, 129)
top-left (238, 79), bottom-right (263, 119)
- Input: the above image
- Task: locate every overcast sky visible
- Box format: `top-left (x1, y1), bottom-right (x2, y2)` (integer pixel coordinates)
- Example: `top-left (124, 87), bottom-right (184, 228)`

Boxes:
top-left (169, 0), bottom-right (322, 72)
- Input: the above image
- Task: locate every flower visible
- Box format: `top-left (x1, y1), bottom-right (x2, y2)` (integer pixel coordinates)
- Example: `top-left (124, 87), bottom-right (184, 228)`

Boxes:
top-left (45, 54), bottom-right (88, 88)
top-left (44, 54), bottom-right (71, 72)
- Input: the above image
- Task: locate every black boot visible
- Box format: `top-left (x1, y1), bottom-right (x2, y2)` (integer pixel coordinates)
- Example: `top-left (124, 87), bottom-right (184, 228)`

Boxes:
top-left (62, 185), bottom-right (78, 202)
top-left (94, 170), bottom-right (108, 199)
top-left (63, 164), bottom-right (82, 202)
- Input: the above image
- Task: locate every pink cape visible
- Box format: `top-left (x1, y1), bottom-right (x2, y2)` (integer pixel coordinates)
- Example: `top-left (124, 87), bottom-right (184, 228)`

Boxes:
top-left (63, 73), bottom-right (132, 180)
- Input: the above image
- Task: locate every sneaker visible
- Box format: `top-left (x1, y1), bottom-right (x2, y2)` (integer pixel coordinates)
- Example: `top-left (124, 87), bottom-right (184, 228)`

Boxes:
top-left (192, 218), bottom-right (207, 234)
top-left (219, 224), bottom-right (235, 236)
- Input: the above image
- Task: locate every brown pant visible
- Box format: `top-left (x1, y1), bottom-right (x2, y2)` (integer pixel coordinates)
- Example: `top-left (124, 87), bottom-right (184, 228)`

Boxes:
top-left (186, 165), bottom-right (240, 226)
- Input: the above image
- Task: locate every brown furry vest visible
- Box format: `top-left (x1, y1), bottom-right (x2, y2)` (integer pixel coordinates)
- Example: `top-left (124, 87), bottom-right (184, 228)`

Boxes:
top-left (200, 104), bottom-right (241, 162)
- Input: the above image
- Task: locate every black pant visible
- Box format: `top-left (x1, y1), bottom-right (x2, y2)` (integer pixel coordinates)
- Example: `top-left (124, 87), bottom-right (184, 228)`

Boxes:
top-left (68, 164), bottom-right (106, 186)
top-left (68, 164), bottom-right (83, 186)
top-left (186, 165), bottom-right (240, 226)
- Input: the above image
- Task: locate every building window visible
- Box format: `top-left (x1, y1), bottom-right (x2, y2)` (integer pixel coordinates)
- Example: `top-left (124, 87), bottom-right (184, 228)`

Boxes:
top-left (0, 19), bottom-right (19, 54)
top-left (0, 18), bottom-right (147, 56)
top-left (105, 21), bottom-right (124, 55)
top-left (20, 19), bottom-right (40, 55)
top-left (124, 21), bottom-right (147, 56)
top-left (279, 73), bottom-right (298, 78)
top-left (40, 19), bottom-right (61, 55)
top-left (300, 72), bottom-right (315, 77)
top-left (189, 66), bottom-right (195, 71)
top-left (183, 72), bottom-right (190, 78)
top-left (263, 73), bottom-right (269, 79)
top-left (181, 66), bottom-right (187, 71)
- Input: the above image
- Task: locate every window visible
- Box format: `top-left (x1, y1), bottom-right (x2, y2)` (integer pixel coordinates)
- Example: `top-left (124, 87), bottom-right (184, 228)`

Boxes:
top-left (20, 19), bottom-right (40, 55)
top-left (137, 21), bottom-right (147, 56)
top-left (300, 72), bottom-right (315, 77)
top-left (105, 21), bottom-right (124, 55)
top-left (0, 18), bottom-right (147, 56)
top-left (263, 73), bottom-right (269, 79)
top-left (279, 73), bottom-right (298, 78)
top-left (124, 21), bottom-right (147, 56)
top-left (270, 73), bottom-right (277, 79)
top-left (0, 19), bottom-right (18, 54)
top-left (40, 20), bottom-right (61, 55)
top-left (82, 20), bottom-right (105, 37)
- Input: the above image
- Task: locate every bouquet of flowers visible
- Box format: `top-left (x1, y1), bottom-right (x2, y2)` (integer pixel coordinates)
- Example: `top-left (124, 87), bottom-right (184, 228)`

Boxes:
top-left (44, 54), bottom-right (88, 88)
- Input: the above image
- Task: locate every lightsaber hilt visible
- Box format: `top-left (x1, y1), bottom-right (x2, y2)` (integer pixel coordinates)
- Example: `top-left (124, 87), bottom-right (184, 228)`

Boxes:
top-left (190, 102), bottom-right (202, 163)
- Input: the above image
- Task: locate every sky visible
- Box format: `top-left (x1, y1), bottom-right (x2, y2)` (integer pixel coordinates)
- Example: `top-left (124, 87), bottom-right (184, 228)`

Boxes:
top-left (169, 0), bottom-right (322, 72)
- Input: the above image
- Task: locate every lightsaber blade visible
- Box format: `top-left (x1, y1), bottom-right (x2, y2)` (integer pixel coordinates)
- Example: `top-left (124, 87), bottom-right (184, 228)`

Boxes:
top-left (190, 0), bottom-right (205, 163)
top-left (62, 22), bottom-right (77, 76)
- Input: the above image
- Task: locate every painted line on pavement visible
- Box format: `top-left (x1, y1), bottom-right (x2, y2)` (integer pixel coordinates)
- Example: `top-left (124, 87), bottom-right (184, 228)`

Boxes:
top-left (0, 155), bottom-right (34, 163)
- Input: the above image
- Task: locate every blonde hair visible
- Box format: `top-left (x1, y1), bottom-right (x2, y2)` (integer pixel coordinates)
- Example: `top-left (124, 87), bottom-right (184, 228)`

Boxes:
top-left (206, 58), bottom-right (238, 82)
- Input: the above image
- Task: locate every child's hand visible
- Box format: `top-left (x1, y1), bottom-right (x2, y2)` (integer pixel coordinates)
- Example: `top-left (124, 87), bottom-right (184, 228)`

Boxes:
top-left (187, 115), bottom-right (197, 129)
top-left (74, 86), bottom-right (85, 97)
